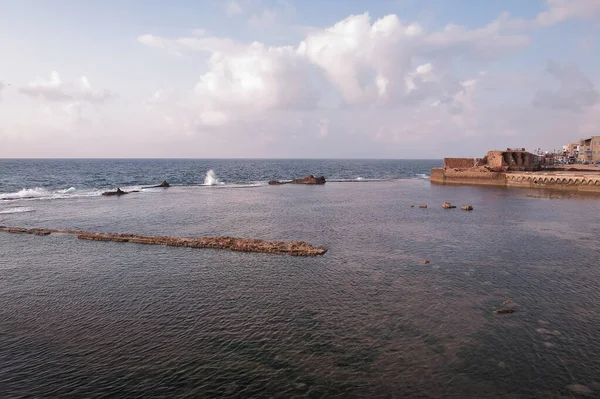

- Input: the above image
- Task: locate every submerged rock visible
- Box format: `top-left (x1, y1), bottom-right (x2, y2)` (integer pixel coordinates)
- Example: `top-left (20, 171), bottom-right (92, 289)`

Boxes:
top-left (419, 204), bottom-right (428, 208)
top-left (102, 188), bottom-right (128, 196)
top-left (495, 309), bottom-right (516, 314)
top-left (423, 259), bottom-right (430, 264)
top-left (566, 384), bottom-right (593, 396)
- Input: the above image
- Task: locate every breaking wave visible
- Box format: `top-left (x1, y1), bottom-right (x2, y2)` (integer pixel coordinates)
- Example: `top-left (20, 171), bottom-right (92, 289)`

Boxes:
top-left (415, 173), bottom-right (429, 179)
top-left (203, 170), bottom-right (224, 186)
top-left (0, 187), bottom-right (104, 201)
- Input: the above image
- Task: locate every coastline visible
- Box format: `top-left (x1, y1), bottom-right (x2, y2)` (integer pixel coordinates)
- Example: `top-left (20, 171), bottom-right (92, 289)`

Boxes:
top-left (431, 151), bottom-right (600, 193)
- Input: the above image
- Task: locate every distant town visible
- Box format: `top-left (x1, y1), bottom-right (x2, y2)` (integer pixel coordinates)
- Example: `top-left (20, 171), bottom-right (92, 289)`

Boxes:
top-left (555, 136), bottom-right (600, 165)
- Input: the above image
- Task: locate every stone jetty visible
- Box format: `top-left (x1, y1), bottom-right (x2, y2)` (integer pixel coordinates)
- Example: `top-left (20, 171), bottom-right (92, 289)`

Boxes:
top-left (0, 226), bottom-right (327, 256)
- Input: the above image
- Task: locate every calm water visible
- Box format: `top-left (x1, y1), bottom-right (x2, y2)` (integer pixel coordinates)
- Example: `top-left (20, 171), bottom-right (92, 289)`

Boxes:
top-left (1, 159), bottom-right (600, 398)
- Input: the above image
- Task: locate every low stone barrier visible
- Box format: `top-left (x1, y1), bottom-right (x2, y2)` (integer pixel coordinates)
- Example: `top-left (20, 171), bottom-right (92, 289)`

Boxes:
top-left (0, 226), bottom-right (327, 256)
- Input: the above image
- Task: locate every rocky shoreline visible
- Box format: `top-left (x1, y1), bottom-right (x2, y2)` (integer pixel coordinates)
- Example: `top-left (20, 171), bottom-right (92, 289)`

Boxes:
top-left (0, 226), bottom-right (327, 256)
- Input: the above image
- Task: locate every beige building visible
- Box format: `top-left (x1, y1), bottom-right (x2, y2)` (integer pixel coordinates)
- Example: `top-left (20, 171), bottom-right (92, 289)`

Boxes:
top-left (578, 136), bottom-right (600, 163)
top-left (562, 142), bottom-right (579, 158)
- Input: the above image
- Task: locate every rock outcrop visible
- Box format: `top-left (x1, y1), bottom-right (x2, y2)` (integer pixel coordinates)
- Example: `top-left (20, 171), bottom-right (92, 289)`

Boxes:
top-left (290, 175), bottom-right (326, 185)
top-left (0, 226), bottom-right (327, 257)
top-left (102, 188), bottom-right (128, 196)
top-left (144, 180), bottom-right (170, 189)
top-left (269, 175), bottom-right (326, 185)
top-left (442, 202), bottom-right (456, 209)
top-left (461, 205), bottom-right (474, 211)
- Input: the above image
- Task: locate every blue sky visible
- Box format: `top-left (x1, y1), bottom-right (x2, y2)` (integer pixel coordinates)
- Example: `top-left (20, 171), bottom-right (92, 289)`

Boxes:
top-left (1, 0), bottom-right (599, 158)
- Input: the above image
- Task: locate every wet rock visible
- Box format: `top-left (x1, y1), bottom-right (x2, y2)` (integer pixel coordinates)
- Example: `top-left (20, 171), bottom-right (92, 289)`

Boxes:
top-left (144, 180), bottom-right (170, 189)
top-left (268, 180), bottom-right (284, 185)
top-left (566, 384), bottom-right (593, 396)
top-left (0, 226), bottom-right (51, 236)
top-left (442, 202), bottom-right (456, 209)
top-left (423, 259), bottom-right (430, 264)
top-left (495, 309), bottom-right (516, 314)
top-left (0, 225), bottom-right (327, 256)
top-left (290, 175), bottom-right (326, 185)
top-left (419, 204), bottom-right (428, 208)
top-left (461, 205), bottom-right (474, 211)
top-left (410, 205), bottom-right (415, 208)
top-left (502, 299), bottom-right (511, 306)
top-left (102, 188), bottom-right (128, 196)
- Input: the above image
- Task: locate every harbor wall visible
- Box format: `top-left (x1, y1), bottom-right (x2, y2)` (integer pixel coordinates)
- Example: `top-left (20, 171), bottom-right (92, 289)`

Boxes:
top-left (431, 168), bottom-right (600, 192)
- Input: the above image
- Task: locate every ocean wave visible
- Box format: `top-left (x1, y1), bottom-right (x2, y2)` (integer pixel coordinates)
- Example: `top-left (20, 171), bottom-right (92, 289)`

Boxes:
top-left (0, 187), bottom-right (104, 201)
top-left (415, 174), bottom-right (429, 179)
top-left (0, 207), bottom-right (35, 214)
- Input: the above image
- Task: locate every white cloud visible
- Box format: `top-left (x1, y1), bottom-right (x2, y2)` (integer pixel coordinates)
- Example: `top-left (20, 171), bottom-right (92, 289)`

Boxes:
top-left (19, 71), bottom-right (114, 104)
top-left (225, 0), bottom-right (243, 16)
top-left (533, 61), bottom-right (599, 111)
top-left (298, 13), bottom-right (529, 107)
top-left (195, 42), bottom-right (316, 112)
top-left (536, 0), bottom-right (600, 26)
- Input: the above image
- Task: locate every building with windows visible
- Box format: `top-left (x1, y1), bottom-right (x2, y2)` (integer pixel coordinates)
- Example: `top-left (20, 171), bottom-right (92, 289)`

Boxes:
top-left (578, 137), bottom-right (600, 163)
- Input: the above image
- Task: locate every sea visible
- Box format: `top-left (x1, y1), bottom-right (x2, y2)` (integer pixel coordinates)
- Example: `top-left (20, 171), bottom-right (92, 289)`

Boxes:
top-left (1, 159), bottom-right (600, 398)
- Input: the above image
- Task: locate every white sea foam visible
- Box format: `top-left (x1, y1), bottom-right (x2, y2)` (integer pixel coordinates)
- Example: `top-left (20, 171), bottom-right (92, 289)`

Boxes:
top-left (0, 187), bottom-right (104, 201)
top-left (0, 207), bottom-right (35, 214)
top-left (416, 173), bottom-right (429, 179)
top-left (203, 170), bottom-right (224, 186)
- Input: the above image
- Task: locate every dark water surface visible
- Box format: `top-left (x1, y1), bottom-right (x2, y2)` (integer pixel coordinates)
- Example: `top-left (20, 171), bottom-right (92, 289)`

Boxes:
top-left (1, 160), bottom-right (600, 398)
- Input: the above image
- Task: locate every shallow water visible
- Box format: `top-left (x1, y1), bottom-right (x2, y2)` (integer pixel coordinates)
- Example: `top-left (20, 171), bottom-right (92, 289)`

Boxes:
top-left (1, 160), bottom-right (600, 398)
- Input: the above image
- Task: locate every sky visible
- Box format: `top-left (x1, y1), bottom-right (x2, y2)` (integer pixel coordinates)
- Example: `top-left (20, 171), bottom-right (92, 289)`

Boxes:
top-left (1, 0), bottom-right (599, 158)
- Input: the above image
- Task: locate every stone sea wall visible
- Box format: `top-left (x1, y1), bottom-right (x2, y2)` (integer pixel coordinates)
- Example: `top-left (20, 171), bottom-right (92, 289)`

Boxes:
top-left (431, 168), bottom-right (600, 193)
top-left (0, 226), bottom-right (327, 256)
top-left (505, 173), bottom-right (600, 192)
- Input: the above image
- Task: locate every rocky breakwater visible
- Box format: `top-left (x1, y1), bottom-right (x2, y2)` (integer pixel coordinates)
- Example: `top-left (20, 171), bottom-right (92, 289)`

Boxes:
top-left (269, 175), bottom-right (326, 185)
top-left (0, 226), bottom-right (327, 256)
